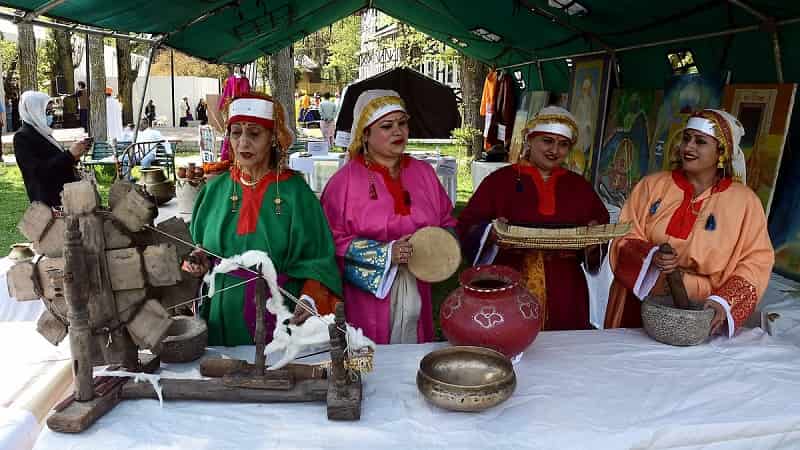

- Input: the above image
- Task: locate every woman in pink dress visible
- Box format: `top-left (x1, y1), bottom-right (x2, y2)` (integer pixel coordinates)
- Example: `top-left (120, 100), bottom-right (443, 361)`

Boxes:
top-left (321, 90), bottom-right (456, 344)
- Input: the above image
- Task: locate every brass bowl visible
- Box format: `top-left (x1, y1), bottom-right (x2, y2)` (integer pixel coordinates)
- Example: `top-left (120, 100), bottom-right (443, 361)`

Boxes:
top-left (642, 295), bottom-right (714, 346)
top-left (417, 346), bottom-right (516, 412)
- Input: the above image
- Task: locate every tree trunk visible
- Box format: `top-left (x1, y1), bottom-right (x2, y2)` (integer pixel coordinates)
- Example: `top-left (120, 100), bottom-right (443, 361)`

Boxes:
top-left (116, 38), bottom-right (135, 125)
top-left (87, 35), bottom-right (107, 141)
top-left (459, 56), bottom-right (489, 156)
top-left (268, 46), bottom-right (296, 132)
top-left (17, 22), bottom-right (37, 93)
top-left (54, 29), bottom-right (76, 114)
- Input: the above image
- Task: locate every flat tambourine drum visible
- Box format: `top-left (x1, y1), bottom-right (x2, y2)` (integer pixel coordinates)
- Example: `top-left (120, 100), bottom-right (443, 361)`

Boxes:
top-left (408, 227), bottom-right (461, 283)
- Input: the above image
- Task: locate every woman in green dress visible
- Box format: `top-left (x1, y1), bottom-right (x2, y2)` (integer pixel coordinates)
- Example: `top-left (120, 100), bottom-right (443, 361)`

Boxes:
top-left (182, 93), bottom-right (342, 346)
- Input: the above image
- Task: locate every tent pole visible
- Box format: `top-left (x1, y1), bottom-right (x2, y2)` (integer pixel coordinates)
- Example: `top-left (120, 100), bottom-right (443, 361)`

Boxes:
top-left (15, 0), bottom-right (66, 23)
top-left (132, 44), bottom-right (157, 144)
top-left (726, 0), bottom-right (784, 83)
top-left (771, 32), bottom-right (784, 83)
top-left (171, 49), bottom-right (176, 127)
top-left (0, 11), bottom-right (156, 44)
top-left (497, 16), bottom-right (800, 70)
top-left (536, 61), bottom-right (544, 90)
top-left (726, 0), bottom-right (769, 21)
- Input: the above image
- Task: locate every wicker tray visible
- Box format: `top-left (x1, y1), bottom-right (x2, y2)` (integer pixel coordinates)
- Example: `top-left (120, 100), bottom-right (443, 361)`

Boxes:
top-left (493, 221), bottom-right (631, 250)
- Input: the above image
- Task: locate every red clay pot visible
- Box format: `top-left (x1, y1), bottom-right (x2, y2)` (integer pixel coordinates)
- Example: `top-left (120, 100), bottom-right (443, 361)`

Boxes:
top-left (440, 265), bottom-right (542, 357)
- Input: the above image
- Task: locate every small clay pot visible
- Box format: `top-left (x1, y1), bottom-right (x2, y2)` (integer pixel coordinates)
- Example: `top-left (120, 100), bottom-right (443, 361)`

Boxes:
top-left (177, 167), bottom-right (188, 179)
top-left (193, 166), bottom-right (205, 178)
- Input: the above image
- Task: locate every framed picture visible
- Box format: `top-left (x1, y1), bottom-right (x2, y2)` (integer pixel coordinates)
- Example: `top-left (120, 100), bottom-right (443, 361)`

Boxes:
top-left (722, 83), bottom-right (796, 214)
top-left (198, 125), bottom-right (217, 162)
top-left (567, 56), bottom-right (612, 182)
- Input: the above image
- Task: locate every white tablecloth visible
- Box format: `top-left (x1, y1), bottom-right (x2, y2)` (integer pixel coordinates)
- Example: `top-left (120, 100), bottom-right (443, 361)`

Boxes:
top-left (289, 152), bottom-right (347, 192)
top-left (471, 161), bottom-right (510, 192)
top-left (0, 322), bottom-right (71, 450)
top-left (33, 328), bottom-right (800, 450)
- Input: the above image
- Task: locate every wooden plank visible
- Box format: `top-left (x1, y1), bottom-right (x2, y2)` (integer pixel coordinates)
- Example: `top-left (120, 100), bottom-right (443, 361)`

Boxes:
top-left (222, 367), bottom-right (294, 390)
top-left (126, 299), bottom-right (172, 350)
top-left (111, 187), bottom-right (156, 232)
top-left (62, 180), bottom-right (100, 215)
top-left (108, 180), bottom-right (133, 210)
top-left (113, 288), bottom-right (147, 323)
top-left (327, 376), bottom-right (363, 421)
top-left (46, 353), bottom-right (161, 434)
top-left (18, 202), bottom-right (53, 242)
top-left (200, 358), bottom-right (327, 380)
top-left (46, 382), bottom-right (122, 433)
top-left (142, 244), bottom-right (181, 286)
top-left (105, 248), bottom-right (145, 291)
top-left (153, 271), bottom-right (201, 313)
top-left (33, 217), bottom-right (65, 258)
top-left (37, 257), bottom-right (65, 299)
top-left (103, 219), bottom-right (132, 249)
top-left (37, 309), bottom-right (68, 345)
top-left (78, 213), bottom-right (138, 368)
top-left (7, 261), bottom-right (39, 301)
top-left (120, 378), bottom-right (329, 403)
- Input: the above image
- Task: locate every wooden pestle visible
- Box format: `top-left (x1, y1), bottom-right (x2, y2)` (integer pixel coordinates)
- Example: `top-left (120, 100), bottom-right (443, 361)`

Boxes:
top-left (658, 243), bottom-right (692, 309)
top-left (200, 358), bottom-right (326, 380)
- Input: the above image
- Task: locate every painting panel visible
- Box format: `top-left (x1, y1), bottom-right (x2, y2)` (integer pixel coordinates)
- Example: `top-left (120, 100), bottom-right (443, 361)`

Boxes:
top-left (651, 74), bottom-right (723, 173)
top-left (721, 83), bottom-right (797, 214)
top-left (595, 89), bottom-right (663, 222)
top-left (567, 56), bottom-right (611, 181)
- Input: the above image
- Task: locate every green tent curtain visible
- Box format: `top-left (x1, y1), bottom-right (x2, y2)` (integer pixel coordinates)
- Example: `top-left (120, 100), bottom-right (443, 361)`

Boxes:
top-left (2, 0), bottom-right (800, 91)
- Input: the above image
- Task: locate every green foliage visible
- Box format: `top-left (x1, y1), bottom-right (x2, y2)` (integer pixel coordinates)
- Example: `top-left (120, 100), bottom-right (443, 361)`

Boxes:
top-left (323, 15), bottom-right (361, 86)
top-left (377, 20), bottom-right (460, 69)
top-left (0, 39), bottom-right (17, 71)
top-left (450, 126), bottom-right (481, 147)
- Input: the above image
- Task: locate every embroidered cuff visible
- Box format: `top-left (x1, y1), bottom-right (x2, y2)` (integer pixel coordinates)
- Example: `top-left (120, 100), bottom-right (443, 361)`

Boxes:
top-left (298, 294), bottom-right (318, 314)
top-left (344, 239), bottom-right (396, 298)
top-left (633, 246), bottom-right (660, 300)
top-left (474, 223), bottom-right (499, 266)
top-left (707, 295), bottom-right (735, 338)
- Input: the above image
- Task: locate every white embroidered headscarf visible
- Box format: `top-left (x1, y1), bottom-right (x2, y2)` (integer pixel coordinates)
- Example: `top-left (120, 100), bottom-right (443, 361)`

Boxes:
top-left (347, 89), bottom-right (407, 158)
top-left (685, 108), bottom-right (746, 184)
top-left (19, 91), bottom-right (62, 149)
top-left (523, 105), bottom-right (579, 144)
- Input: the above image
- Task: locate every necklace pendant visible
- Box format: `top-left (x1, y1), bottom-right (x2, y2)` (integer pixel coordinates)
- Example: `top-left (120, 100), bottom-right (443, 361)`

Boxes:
top-left (230, 193), bottom-right (239, 212)
top-left (274, 197), bottom-right (282, 215)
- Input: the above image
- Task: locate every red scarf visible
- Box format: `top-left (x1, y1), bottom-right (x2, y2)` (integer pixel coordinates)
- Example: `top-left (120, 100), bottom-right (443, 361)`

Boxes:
top-left (665, 170), bottom-right (731, 239)
top-left (514, 163), bottom-right (566, 216)
top-left (231, 168), bottom-right (294, 235)
top-left (358, 154), bottom-right (412, 216)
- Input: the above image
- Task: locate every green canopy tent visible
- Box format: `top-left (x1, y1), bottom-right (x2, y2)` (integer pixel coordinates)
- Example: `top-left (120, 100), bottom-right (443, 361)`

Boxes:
top-left (2, 0), bottom-right (800, 93)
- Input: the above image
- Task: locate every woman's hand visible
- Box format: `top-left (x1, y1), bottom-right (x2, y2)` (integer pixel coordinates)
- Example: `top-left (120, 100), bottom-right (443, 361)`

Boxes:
top-left (181, 249), bottom-right (210, 278)
top-left (289, 299), bottom-right (315, 325)
top-left (653, 247), bottom-right (680, 274)
top-left (704, 300), bottom-right (727, 335)
top-left (69, 137), bottom-right (92, 160)
top-left (391, 234), bottom-right (413, 265)
top-left (489, 217), bottom-right (508, 244)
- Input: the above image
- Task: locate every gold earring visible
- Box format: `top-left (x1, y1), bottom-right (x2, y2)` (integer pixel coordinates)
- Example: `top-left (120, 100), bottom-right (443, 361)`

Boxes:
top-left (717, 155), bottom-right (725, 169)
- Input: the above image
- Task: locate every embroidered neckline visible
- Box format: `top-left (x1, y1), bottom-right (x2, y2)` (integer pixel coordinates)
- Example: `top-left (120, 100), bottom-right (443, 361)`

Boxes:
top-left (514, 162), bottom-right (566, 216)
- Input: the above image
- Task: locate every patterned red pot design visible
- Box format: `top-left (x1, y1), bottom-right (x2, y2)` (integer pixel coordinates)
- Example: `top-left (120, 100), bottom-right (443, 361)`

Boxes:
top-left (440, 265), bottom-right (542, 357)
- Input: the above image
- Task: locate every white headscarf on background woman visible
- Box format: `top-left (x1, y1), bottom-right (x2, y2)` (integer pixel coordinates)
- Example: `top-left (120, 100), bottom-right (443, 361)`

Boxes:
top-left (19, 91), bottom-right (63, 150)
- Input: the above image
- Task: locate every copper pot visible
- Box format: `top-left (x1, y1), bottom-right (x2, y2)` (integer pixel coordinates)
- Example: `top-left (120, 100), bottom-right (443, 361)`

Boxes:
top-left (140, 167), bottom-right (167, 184)
top-left (177, 167), bottom-right (188, 179)
top-left (144, 180), bottom-right (175, 205)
